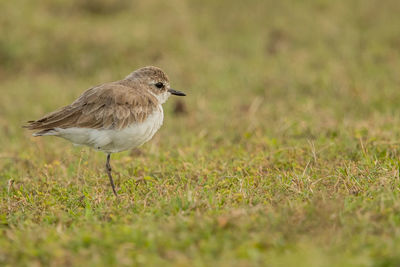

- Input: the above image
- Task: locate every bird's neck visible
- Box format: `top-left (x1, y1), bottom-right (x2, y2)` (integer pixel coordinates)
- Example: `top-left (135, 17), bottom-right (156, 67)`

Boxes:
top-left (149, 91), bottom-right (170, 105)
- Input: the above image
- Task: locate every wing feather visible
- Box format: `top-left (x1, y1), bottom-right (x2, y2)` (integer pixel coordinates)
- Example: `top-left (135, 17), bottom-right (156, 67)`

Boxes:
top-left (24, 82), bottom-right (158, 131)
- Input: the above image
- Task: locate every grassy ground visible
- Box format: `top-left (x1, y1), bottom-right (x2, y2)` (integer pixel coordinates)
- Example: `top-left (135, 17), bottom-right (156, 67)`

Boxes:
top-left (1, 0), bottom-right (400, 266)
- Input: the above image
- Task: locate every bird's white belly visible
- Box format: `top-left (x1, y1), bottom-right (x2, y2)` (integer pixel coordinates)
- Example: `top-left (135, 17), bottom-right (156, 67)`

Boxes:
top-left (56, 107), bottom-right (164, 153)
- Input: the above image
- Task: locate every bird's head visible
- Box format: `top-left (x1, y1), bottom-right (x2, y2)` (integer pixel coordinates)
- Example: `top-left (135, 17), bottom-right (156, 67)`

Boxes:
top-left (125, 66), bottom-right (185, 104)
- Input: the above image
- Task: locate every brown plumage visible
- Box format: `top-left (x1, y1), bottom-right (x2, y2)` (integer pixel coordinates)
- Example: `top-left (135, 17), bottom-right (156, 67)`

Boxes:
top-left (23, 65), bottom-right (175, 134)
top-left (23, 66), bottom-right (186, 197)
top-left (24, 80), bottom-right (158, 133)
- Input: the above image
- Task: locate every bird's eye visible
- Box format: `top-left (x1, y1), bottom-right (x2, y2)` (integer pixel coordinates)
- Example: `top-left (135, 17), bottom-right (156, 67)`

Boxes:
top-left (155, 82), bottom-right (164, 89)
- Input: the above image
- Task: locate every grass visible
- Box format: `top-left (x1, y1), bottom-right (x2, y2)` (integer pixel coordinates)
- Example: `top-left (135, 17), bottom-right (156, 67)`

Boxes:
top-left (1, 0), bottom-right (400, 266)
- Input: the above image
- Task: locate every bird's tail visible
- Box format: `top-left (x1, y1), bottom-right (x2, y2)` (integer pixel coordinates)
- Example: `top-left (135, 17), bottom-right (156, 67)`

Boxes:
top-left (32, 128), bottom-right (59, 137)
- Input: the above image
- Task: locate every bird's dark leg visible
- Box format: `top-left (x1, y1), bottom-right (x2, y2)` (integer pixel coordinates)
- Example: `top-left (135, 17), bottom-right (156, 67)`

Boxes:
top-left (106, 153), bottom-right (118, 197)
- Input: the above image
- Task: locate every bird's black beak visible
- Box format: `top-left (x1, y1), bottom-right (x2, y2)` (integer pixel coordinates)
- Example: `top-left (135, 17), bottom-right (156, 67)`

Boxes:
top-left (168, 88), bottom-right (186, 96)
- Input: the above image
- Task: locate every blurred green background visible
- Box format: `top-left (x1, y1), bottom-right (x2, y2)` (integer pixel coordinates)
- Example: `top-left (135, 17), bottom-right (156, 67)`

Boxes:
top-left (2, 0), bottom-right (400, 266)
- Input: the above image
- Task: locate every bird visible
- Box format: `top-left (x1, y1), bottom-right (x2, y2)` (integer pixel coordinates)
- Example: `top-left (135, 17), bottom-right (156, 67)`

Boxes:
top-left (24, 66), bottom-right (186, 197)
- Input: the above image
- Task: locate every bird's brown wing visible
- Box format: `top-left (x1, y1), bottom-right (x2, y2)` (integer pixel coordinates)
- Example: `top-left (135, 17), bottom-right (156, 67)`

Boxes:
top-left (24, 82), bottom-right (158, 131)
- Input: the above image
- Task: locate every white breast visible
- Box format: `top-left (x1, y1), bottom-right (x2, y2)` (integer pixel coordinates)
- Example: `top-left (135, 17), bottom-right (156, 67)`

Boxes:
top-left (55, 106), bottom-right (164, 153)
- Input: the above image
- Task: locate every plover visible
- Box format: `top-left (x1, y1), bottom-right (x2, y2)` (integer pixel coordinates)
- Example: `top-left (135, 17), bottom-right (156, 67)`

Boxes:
top-left (24, 66), bottom-right (186, 196)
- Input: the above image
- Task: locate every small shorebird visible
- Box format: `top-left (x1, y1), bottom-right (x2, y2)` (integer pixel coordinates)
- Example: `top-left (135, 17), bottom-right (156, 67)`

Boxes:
top-left (24, 66), bottom-right (186, 196)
